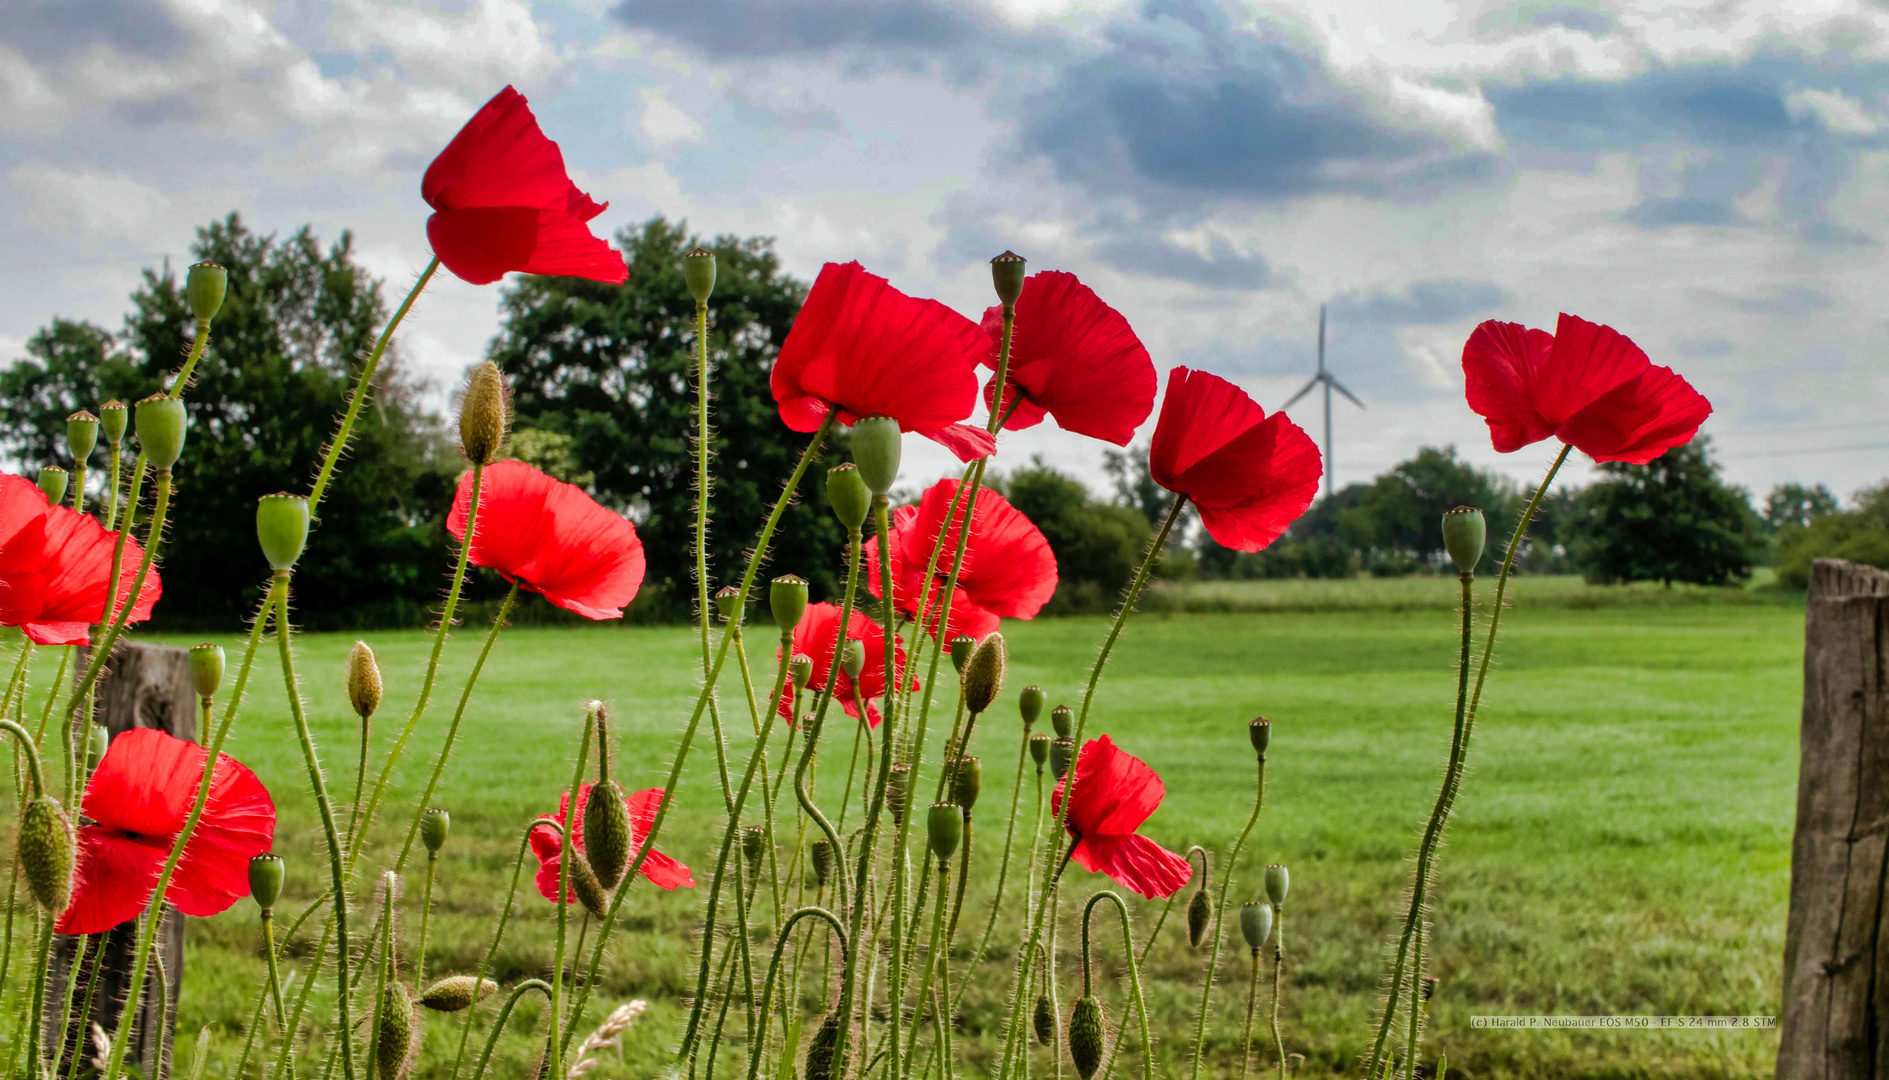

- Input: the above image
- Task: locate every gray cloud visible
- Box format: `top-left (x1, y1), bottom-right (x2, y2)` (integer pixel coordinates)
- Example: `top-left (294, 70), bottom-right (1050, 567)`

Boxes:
top-left (611, 0), bottom-right (997, 58)
top-left (8, 1), bottom-right (188, 61)
top-left (1330, 279), bottom-right (1507, 326)
top-left (1092, 234), bottom-right (1275, 290)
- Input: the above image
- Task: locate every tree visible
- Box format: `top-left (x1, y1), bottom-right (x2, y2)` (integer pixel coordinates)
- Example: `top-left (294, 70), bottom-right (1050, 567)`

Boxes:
top-left (1764, 482), bottom-right (1839, 532)
top-left (488, 217), bottom-right (849, 615)
top-left (0, 214), bottom-right (455, 629)
top-left (1566, 437), bottom-right (1760, 586)
top-left (995, 460), bottom-right (1152, 613)
top-left (1775, 483), bottom-right (1889, 587)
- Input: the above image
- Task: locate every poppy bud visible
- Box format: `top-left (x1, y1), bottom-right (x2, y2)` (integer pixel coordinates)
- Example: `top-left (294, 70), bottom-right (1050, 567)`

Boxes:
top-left (991, 250), bottom-right (1027, 309)
top-left (1049, 737), bottom-right (1074, 780)
top-left (826, 463), bottom-right (870, 532)
top-left (188, 643), bottom-right (224, 700)
top-left (1240, 901), bottom-right (1273, 952)
top-left (458, 361), bottom-right (509, 467)
top-left (927, 803), bottom-right (961, 863)
top-left (1033, 994), bottom-right (1054, 1045)
top-left (348, 641), bottom-right (383, 720)
top-left (772, 575), bottom-right (809, 633)
top-left (1265, 864), bottom-right (1290, 906)
top-left (1029, 733), bottom-right (1050, 768)
top-left (135, 394), bottom-right (187, 471)
top-left (375, 980), bottom-right (414, 1079)
top-left (683, 247), bottom-right (717, 304)
top-left (1442, 506), bottom-right (1485, 575)
top-left (741, 825), bottom-right (767, 878)
top-left (886, 763), bottom-right (911, 823)
top-left (952, 756), bottom-right (981, 813)
top-left (805, 1011), bottom-right (843, 1080)
top-left (36, 467), bottom-right (66, 505)
top-left (420, 975), bottom-right (497, 1012)
top-left (850, 415), bottom-right (902, 497)
top-left (963, 634), bottom-right (1005, 715)
top-left (98, 399), bottom-right (128, 445)
top-left (421, 808), bottom-right (450, 856)
top-left (249, 852), bottom-right (285, 912)
top-left (256, 493), bottom-right (310, 572)
top-left (1187, 886), bottom-right (1212, 948)
top-left (715, 585), bottom-right (743, 623)
top-left (1249, 716), bottom-right (1271, 758)
top-left (841, 638), bottom-right (866, 683)
top-left (790, 654), bottom-right (814, 690)
top-left (185, 261), bottom-right (228, 323)
top-left (1421, 974), bottom-right (1439, 1002)
top-left (1051, 705), bottom-right (1073, 739)
top-left (1068, 994), bottom-right (1105, 1080)
top-left (568, 849), bottom-right (612, 920)
top-left (19, 796), bottom-right (75, 914)
top-left (949, 635), bottom-right (975, 673)
top-left (584, 779), bottom-right (632, 889)
top-left (1019, 685), bottom-right (1045, 726)
top-left (810, 838), bottom-right (834, 887)
top-left (85, 724), bottom-right (108, 774)
top-left (66, 411), bottom-right (99, 464)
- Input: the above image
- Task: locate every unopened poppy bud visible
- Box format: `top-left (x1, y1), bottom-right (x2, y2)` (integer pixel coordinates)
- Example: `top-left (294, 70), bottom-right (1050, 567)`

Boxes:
top-left (841, 639), bottom-right (865, 682)
top-left (420, 975), bottom-right (497, 1012)
top-left (949, 635), bottom-right (975, 673)
top-left (1187, 886), bottom-right (1212, 948)
top-left (135, 394), bottom-right (187, 471)
top-left (348, 641), bottom-right (382, 720)
top-left (1051, 704), bottom-right (1073, 739)
top-left (19, 796), bottom-right (75, 914)
top-left (36, 466), bottom-right (66, 505)
top-left (1265, 863), bottom-right (1290, 906)
top-left (1033, 994), bottom-right (1055, 1045)
top-left (683, 247), bottom-right (717, 303)
top-left (1019, 685), bottom-right (1045, 726)
top-left (421, 808), bottom-right (450, 856)
top-left (584, 779), bottom-right (632, 889)
top-left (772, 575), bottom-right (809, 633)
top-left (185, 261), bottom-right (228, 323)
top-left (963, 634), bottom-right (1005, 714)
top-left (790, 654), bottom-right (814, 690)
top-left (458, 361), bottom-right (509, 466)
top-left (376, 980), bottom-right (414, 1079)
top-left (249, 852), bottom-right (285, 911)
top-left (810, 838), bottom-right (834, 887)
top-left (66, 411), bottom-right (99, 464)
top-left (1069, 994), bottom-right (1105, 1079)
top-left (256, 493), bottom-right (310, 571)
top-left (927, 802), bottom-right (961, 863)
top-left (805, 1011), bottom-right (843, 1080)
top-left (952, 756), bottom-right (981, 813)
top-left (1049, 737), bottom-right (1074, 779)
top-left (849, 415), bottom-right (902, 497)
top-left (1249, 716), bottom-right (1271, 758)
top-left (1442, 506), bottom-right (1485, 574)
top-left (886, 763), bottom-right (911, 822)
top-left (188, 643), bottom-right (224, 700)
top-left (1421, 974), bottom-right (1439, 1002)
top-left (741, 825), bottom-right (767, 877)
top-left (826, 463), bottom-right (870, 532)
top-left (98, 400), bottom-right (128, 445)
top-left (715, 585), bottom-right (743, 623)
top-left (568, 850), bottom-right (611, 920)
top-left (85, 724), bottom-right (108, 773)
top-left (1240, 901), bottom-right (1273, 951)
top-left (991, 250), bottom-right (1027, 308)
top-left (1029, 733), bottom-right (1050, 768)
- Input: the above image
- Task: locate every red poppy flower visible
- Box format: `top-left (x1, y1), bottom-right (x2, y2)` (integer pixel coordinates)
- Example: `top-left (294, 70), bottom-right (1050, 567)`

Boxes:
top-left (0, 473), bottom-right (160, 646)
top-left (1462, 313), bottom-right (1712, 464)
top-left (422, 86), bottom-right (627, 286)
top-left (866, 479), bottom-right (1057, 641)
top-left (978, 271), bottom-right (1156, 446)
top-left (772, 261), bottom-right (996, 462)
top-left (1050, 735), bottom-right (1190, 899)
top-left (58, 728), bottom-right (275, 934)
top-left (447, 460), bottom-right (645, 620)
top-left (1149, 368), bottom-right (1321, 552)
top-left (529, 784), bottom-right (693, 897)
top-left (776, 601), bottom-right (910, 728)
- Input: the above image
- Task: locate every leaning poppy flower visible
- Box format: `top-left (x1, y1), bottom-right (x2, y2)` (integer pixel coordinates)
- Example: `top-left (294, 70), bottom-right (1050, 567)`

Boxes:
top-left (1462, 313), bottom-right (1712, 464)
top-left (0, 474), bottom-right (160, 646)
top-left (1050, 735), bottom-right (1190, 899)
top-left (772, 262), bottom-right (996, 462)
top-left (447, 460), bottom-right (645, 620)
top-left (776, 602), bottom-right (910, 727)
top-left (1150, 368), bottom-right (1321, 552)
top-left (530, 784), bottom-right (692, 897)
top-left (866, 479), bottom-right (1057, 642)
top-left (422, 86), bottom-right (627, 286)
top-left (978, 271), bottom-right (1156, 446)
top-left (58, 728), bottom-right (275, 934)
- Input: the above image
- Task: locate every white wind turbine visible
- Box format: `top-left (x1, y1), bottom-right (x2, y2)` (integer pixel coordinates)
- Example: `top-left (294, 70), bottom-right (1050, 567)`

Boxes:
top-left (1280, 304), bottom-right (1364, 498)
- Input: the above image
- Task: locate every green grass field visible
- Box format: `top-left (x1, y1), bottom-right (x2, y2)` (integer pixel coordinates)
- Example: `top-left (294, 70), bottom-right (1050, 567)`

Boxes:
top-left (4, 577), bottom-right (1805, 1078)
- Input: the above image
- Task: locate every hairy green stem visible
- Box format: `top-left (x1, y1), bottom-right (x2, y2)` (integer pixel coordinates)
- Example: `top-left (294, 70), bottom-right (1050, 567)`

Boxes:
top-left (1271, 908), bottom-right (1286, 1080)
top-left (449, 825), bottom-right (539, 1080)
top-left (1084, 892), bottom-right (1155, 1080)
top-left (745, 907), bottom-right (848, 1080)
top-left (1189, 756), bottom-right (1268, 1080)
top-left (549, 707), bottom-right (597, 1080)
top-left (470, 979), bottom-right (553, 1080)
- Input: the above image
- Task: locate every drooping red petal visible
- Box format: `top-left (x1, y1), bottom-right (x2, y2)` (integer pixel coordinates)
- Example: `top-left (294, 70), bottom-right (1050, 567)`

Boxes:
top-left (82, 728), bottom-right (201, 836)
top-left (0, 499), bottom-right (160, 643)
top-left (520, 208), bottom-right (628, 283)
top-left (1461, 320), bottom-right (1557, 454)
top-left (1150, 368), bottom-right (1321, 552)
top-left (920, 423), bottom-right (997, 463)
top-left (869, 480), bottom-right (1054, 642)
top-left (983, 377), bottom-right (1050, 431)
top-left (979, 271), bottom-right (1156, 446)
top-left (1557, 363), bottom-right (1713, 464)
top-left (448, 461), bottom-right (645, 619)
top-left (426, 207), bottom-right (540, 287)
top-left (1076, 832), bottom-right (1193, 899)
top-left (59, 827), bottom-right (167, 934)
top-left (0, 473), bottom-right (47, 550)
top-left (1539, 313), bottom-right (1653, 428)
top-left (166, 750), bottom-right (275, 918)
top-left (1052, 735), bottom-right (1164, 839)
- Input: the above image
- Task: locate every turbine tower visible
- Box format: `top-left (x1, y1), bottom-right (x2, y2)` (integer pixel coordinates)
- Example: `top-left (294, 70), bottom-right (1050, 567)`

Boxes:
top-left (1280, 304), bottom-right (1364, 497)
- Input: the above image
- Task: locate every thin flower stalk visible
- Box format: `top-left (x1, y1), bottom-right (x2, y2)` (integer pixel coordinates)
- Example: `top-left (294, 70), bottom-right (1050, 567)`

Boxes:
top-left (744, 907), bottom-right (848, 1080)
top-left (1188, 756), bottom-right (1269, 1080)
top-left (471, 979), bottom-right (554, 1080)
top-left (1084, 891), bottom-right (1155, 1080)
top-left (548, 706), bottom-right (597, 1080)
top-left (1270, 906), bottom-right (1286, 1080)
top-left (449, 826), bottom-right (540, 1080)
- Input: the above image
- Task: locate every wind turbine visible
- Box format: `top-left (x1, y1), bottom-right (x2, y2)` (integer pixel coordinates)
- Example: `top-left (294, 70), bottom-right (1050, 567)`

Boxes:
top-left (1280, 303), bottom-right (1364, 497)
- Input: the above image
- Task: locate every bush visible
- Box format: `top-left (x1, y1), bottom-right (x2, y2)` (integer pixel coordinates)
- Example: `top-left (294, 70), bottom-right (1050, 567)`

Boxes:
top-left (1776, 483), bottom-right (1889, 587)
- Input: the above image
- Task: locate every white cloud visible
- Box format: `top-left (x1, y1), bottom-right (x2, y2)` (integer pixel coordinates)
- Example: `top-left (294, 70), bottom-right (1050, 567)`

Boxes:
top-left (8, 164), bottom-right (170, 243)
top-left (639, 89), bottom-right (706, 147)
top-left (1785, 86), bottom-right (1881, 134)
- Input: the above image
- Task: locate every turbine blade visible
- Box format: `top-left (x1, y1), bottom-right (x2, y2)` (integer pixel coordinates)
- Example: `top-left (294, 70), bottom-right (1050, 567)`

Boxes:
top-left (1280, 377), bottom-right (1320, 410)
top-left (1329, 377), bottom-right (1365, 409)
top-left (1317, 305), bottom-right (1326, 373)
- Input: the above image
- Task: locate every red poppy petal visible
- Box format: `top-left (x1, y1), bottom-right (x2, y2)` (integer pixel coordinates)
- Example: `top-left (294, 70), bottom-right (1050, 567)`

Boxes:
top-left (168, 753), bottom-right (275, 918)
top-left (535, 856), bottom-right (574, 904)
top-left (641, 849), bottom-right (696, 890)
top-left (955, 496), bottom-right (1056, 620)
top-left (921, 424), bottom-right (997, 463)
top-left (1461, 320), bottom-right (1557, 454)
top-left (1556, 364), bottom-right (1713, 464)
top-left (1083, 832), bottom-right (1193, 899)
top-left (0, 504), bottom-right (160, 636)
top-left (1150, 367), bottom-right (1268, 488)
top-left (529, 820), bottom-right (563, 864)
top-left (83, 728), bottom-right (200, 835)
top-left (1540, 313), bottom-right (1653, 428)
top-left (983, 376), bottom-right (1049, 432)
top-left (625, 788), bottom-right (664, 841)
top-left (979, 272), bottom-right (1156, 446)
top-left (24, 622), bottom-right (90, 646)
top-left (427, 207), bottom-right (540, 286)
top-left (1166, 409), bottom-right (1321, 553)
top-left (423, 86), bottom-right (589, 214)
top-left (0, 473), bottom-right (47, 550)
top-left (519, 209), bottom-right (628, 284)
top-left (58, 827), bottom-right (167, 935)
top-left (449, 461), bottom-right (644, 619)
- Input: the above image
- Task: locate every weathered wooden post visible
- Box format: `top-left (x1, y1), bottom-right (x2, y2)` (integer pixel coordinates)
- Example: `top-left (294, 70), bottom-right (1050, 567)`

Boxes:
top-left (43, 640), bottom-right (192, 1076)
top-left (1779, 559), bottom-right (1889, 1079)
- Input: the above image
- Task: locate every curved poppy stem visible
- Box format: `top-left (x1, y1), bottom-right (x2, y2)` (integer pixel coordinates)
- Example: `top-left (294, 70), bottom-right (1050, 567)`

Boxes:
top-left (1084, 891), bottom-right (1155, 1080)
top-left (1136, 845), bottom-right (1204, 970)
top-left (790, 527), bottom-right (862, 913)
top-left (449, 825), bottom-right (540, 1080)
top-left (470, 979), bottom-right (554, 1080)
top-left (1270, 905), bottom-right (1286, 1080)
top-left (746, 907), bottom-right (848, 1080)
top-left (59, 466), bottom-right (172, 750)
top-left (0, 720), bottom-right (45, 799)
top-left (1189, 755), bottom-right (1267, 1080)
top-left (548, 706), bottom-right (597, 1080)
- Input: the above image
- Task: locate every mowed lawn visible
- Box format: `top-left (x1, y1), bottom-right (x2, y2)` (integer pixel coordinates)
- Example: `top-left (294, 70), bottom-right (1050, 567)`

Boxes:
top-left (6, 583), bottom-right (1804, 1078)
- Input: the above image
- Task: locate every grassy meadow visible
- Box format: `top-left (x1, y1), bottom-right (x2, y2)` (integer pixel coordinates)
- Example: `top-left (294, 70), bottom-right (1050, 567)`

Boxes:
top-left (3, 576), bottom-right (1804, 1078)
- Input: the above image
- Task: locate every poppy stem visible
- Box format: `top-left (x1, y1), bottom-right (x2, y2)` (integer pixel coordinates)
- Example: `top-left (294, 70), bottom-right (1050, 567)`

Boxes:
top-left (965, 725), bottom-right (1034, 991)
top-left (549, 705), bottom-right (596, 1080)
top-left (1188, 754), bottom-right (1268, 1080)
top-left (1239, 948), bottom-right (1262, 1080)
top-left (101, 433), bottom-right (123, 532)
top-left (1084, 890), bottom-right (1156, 1080)
top-left (448, 824), bottom-right (539, 1080)
top-left (746, 907), bottom-right (849, 1080)
top-left (366, 872), bottom-right (396, 1072)
top-left (1136, 845), bottom-right (1201, 970)
top-left (0, 720), bottom-right (44, 799)
top-left (470, 979), bottom-right (553, 1080)
top-left (416, 849), bottom-right (438, 990)
top-left (59, 465), bottom-right (171, 752)
top-left (1270, 906), bottom-right (1286, 1080)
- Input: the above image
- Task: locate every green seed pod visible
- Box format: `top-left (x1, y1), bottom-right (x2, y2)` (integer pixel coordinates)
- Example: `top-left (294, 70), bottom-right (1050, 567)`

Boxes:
top-left (134, 393), bottom-right (187, 471)
top-left (790, 653), bottom-right (814, 691)
top-left (949, 635), bottom-right (975, 673)
top-left (927, 802), bottom-right (961, 863)
top-left (1442, 506), bottom-right (1486, 574)
top-left (36, 466), bottom-right (67, 505)
top-left (1033, 994), bottom-right (1054, 1045)
top-left (583, 779), bottom-right (632, 889)
top-left (375, 980), bottom-right (415, 1079)
top-left (826, 463), bottom-right (870, 532)
top-left (810, 838), bottom-right (834, 887)
top-left (804, 1010), bottom-right (844, 1080)
top-left (185, 261), bottom-right (228, 323)
top-left (1019, 685), bottom-right (1045, 726)
top-left (249, 852), bottom-right (285, 912)
top-left (683, 247), bottom-right (717, 304)
top-left (255, 493), bottom-right (310, 571)
top-left (1240, 901), bottom-right (1273, 952)
top-left (187, 643), bottom-right (224, 700)
top-left (1029, 733), bottom-right (1050, 768)
top-left (567, 849), bottom-right (612, 920)
top-left (98, 400), bottom-right (128, 445)
top-left (849, 415), bottom-right (903, 497)
top-left (421, 809), bottom-right (451, 856)
top-left (348, 641), bottom-right (383, 720)
top-left (1051, 704), bottom-right (1073, 739)
top-left (841, 638), bottom-right (865, 682)
top-left (1049, 737), bottom-right (1075, 780)
top-left (458, 361), bottom-right (509, 466)
top-left (962, 633), bottom-right (1005, 714)
top-left (419, 975), bottom-right (497, 1012)
top-left (886, 763), bottom-right (912, 823)
top-left (991, 250), bottom-right (1027, 308)
top-left (1187, 886), bottom-right (1212, 948)
top-left (84, 724), bottom-right (108, 774)
top-left (771, 575), bottom-right (809, 633)
top-left (66, 410), bottom-right (99, 464)
top-left (1069, 994), bottom-right (1105, 1080)
top-left (952, 756), bottom-right (981, 814)
top-left (1265, 864), bottom-right (1290, 907)
top-left (1249, 716), bottom-right (1272, 757)
top-left (740, 825), bottom-right (767, 880)
top-left (714, 585), bottom-right (743, 623)
top-left (19, 796), bottom-right (75, 914)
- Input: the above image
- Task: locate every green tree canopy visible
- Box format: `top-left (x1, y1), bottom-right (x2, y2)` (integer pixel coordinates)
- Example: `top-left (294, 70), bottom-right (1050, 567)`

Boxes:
top-left (1764, 481), bottom-right (1839, 532)
top-left (1567, 437), bottom-right (1760, 587)
top-left (1776, 483), bottom-right (1889, 587)
top-left (994, 460), bottom-right (1154, 613)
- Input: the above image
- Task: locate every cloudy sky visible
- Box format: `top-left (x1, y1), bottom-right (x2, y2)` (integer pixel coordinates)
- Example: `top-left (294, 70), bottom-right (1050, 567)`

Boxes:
top-left (6, 0), bottom-right (1887, 503)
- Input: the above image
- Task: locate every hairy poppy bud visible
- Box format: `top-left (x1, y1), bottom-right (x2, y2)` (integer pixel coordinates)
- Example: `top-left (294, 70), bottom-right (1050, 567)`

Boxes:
top-left (1049, 737), bottom-right (1074, 780)
top-left (952, 756), bottom-right (981, 813)
top-left (683, 247), bottom-right (717, 304)
top-left (927, 803), bottom-right (961, 863)
top-left (1029, 733), bottom-right (1050, 768)
top-left (348, 641), bottom-right (383, 720)
top-left (188, 643), bottom-right (224, 700)
top-left (256, 493), bottom-right (310, 571)
top-left (1033, 994), bottom-right (1054, 1045)
top-left (1442, 506), bottom-right (1485, 575)
top-left (85, 724), bottom-right (108, 774)
top-left (772, 575), bottom-right (809, 633)
top-left (98, 400), bottom-right (128, 445)
top-left (376, 980), bottom-right (414, 1079)
top-left (249, 852), bottom-right (285, 912)
top-left (1187, 886), bottom-right (1213, 948)
top-left (1019, 685), bottom-right (1045, 726)
top-left (36, 467), bottom-right (66, 505)
top-left (420, 975), bottom-right (497, 1013)
top-left (1069, 994), bottom-right (1105, 1079)
top-left (458, 361), bottom-right (508, 466)
top-left (186, 261), bottom-right (228, 323)
top-left (1249, 716), bottom-right (1271, 758)
top-left (19, 796), bottom-right (75, 914)
top-left (841, 638), bottom-right (865, 682)
top-left (715, 585), bottom-right (742, 623)
top-left (949, 635), bottom-right (975, 673)
top-left (421, 808), bottom-right (450, 856)
top-left (963, 634), bottom-right (1005, 714)
top-left (805, 1011), bottom-right (843, 1080)
top-left (826, 463), bottom-right (870, 532)
top-left (886, 763), bottom-right (911, 823)
top-left (568, 849), bottom-right (611, 920)
top-left (810, 838), bottom-right (834, 887)
top-left (791, 654), bottom-right (814, 691)
top-left (1240, 901), bottom-right (1273, 951)
top-left (584, 780), bottom-right (631, 889)
top-left (1051, 704), bottom-right (1073, 739)
top-left (135, 394), bottom-right (187, 471)
top-left (850, 415), bottom-right (902, 497)
top-left (1265, 864), bottom-right (1290, 907)
top-left (741, 825), bottom-right (767, 880)
top-left (66, 411), bottom-right (99, 464)
top-left (991, 250), bottom-right (1027, 308)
